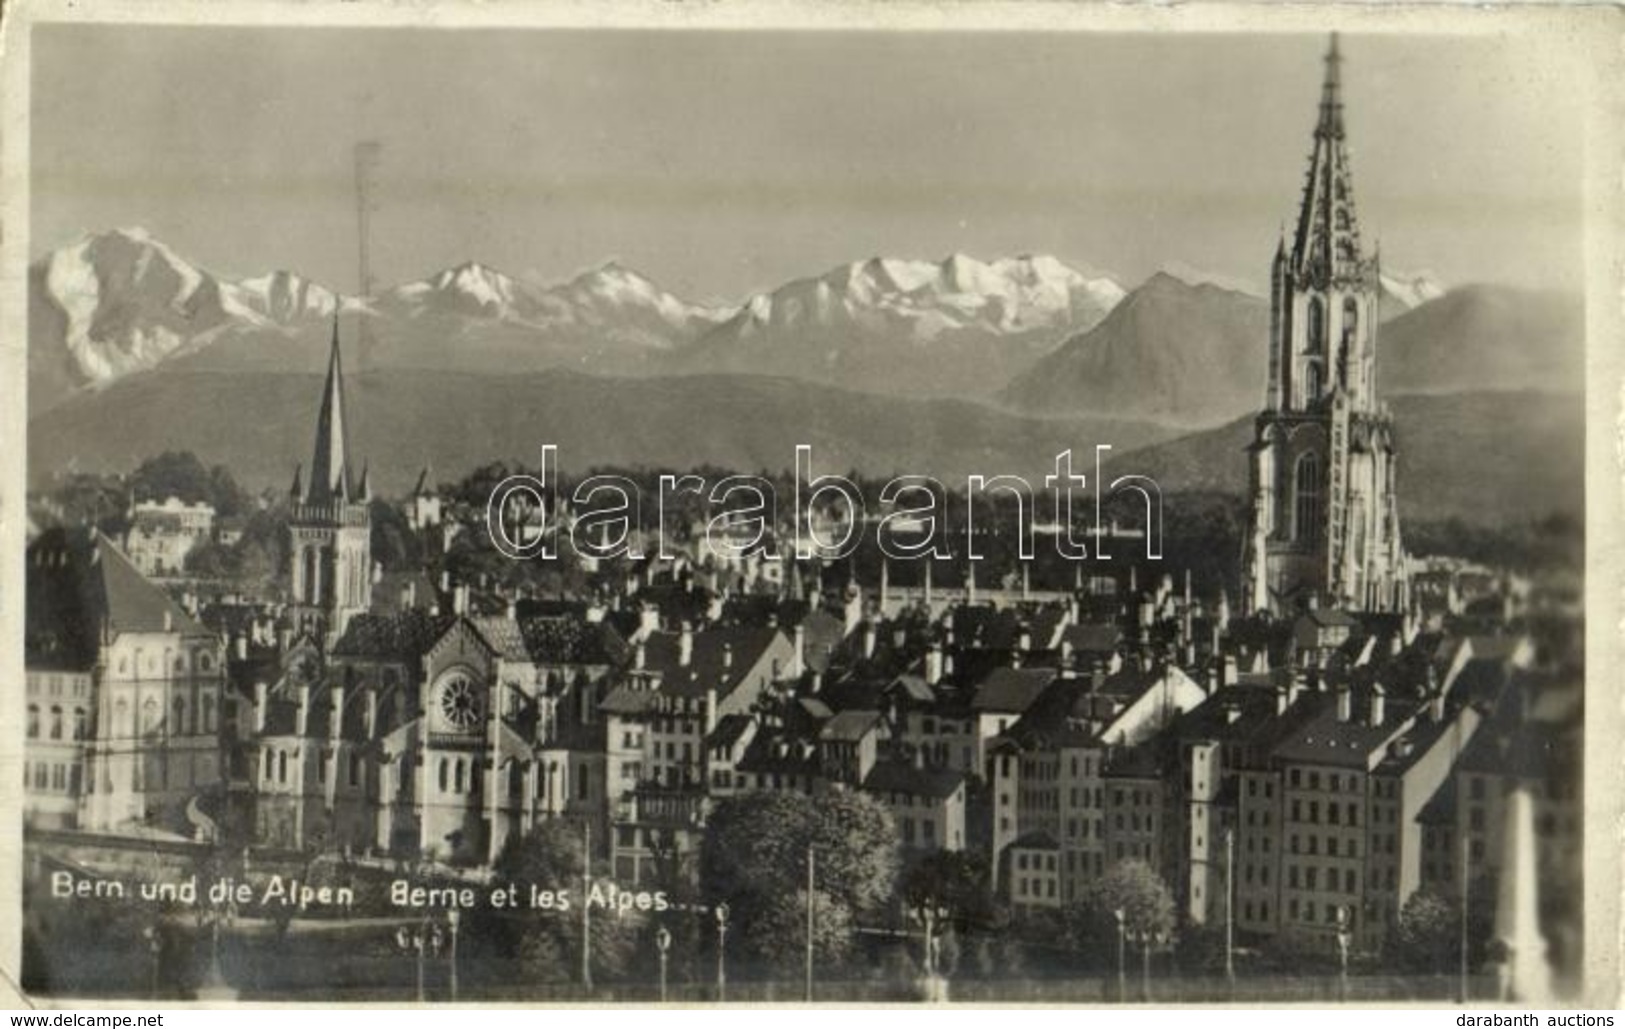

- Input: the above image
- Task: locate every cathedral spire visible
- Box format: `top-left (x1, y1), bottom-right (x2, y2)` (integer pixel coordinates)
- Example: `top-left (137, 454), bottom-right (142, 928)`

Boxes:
top-left (1290, 32), bottom-right (1367, 286)
top-left (306, 315), bottom-right (354, 504)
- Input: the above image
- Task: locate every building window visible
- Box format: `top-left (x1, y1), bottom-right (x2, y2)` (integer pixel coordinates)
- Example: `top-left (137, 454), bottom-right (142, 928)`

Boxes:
top-left (73, 707), bottom-right (88, 741)
top-left (26, 705), bottom-right (39, 739)
top-left (1293, 452), bottom-right (1322, 542)
top-left (1307, 296), bottom-right (1325, 354)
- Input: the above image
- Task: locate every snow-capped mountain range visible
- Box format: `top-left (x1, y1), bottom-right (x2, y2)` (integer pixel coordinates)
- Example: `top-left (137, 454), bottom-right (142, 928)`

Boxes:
top-left (28, 229), bottom-right (1136, 409)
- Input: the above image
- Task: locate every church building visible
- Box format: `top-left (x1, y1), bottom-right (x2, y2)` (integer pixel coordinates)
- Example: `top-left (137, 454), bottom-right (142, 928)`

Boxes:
top-left (1242, 36), bottom-right (1409, 617)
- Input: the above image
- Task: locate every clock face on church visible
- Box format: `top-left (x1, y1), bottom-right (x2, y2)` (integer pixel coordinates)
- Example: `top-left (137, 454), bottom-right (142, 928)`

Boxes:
top-left (435, 672), bottom-right (482, 732)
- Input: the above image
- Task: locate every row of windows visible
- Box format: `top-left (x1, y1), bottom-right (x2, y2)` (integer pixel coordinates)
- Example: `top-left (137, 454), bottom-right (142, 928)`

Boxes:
top-left (1287, 768), bottom-right (1368, 794)
top-left (1286, 865), bottom-right (1359, 894)
top-left (27, 674), bottom-right (90, 699)
top-left (26, 705), bottom-right (88, 741)
top-left (1288, 799), bottom-right (1361, 827)
top-left (899, 816), bottom-right (945, 847)
top-left (24, 761), bottom-right (79, 792)
top-left (113, 648), bottom-right (217, 677)
top-left (1288, 834), bottom-right (1366, 858)
top-left (1015, 851), bottom-right (1058, 872)
top-left (1014, 875), bottom-right (1058, 900)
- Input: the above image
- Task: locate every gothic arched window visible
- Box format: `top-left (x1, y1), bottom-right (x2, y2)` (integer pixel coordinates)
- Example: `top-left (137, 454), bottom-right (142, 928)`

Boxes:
top-left (1294, 452), bottom-right (1323, 542)
top-left (1304, 362), bottom-right (1323, 404)
top-left (1343, 297), bottom-right (1359, 343)
top-left (1306, 297), bottom-right (1326, 353)
top-left (438, 758), bottom-right (449, 793)
top-left (174, 697), bottom-right (187, 735)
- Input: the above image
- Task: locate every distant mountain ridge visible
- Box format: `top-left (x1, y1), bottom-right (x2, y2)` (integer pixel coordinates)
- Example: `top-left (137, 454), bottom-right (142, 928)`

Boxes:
top-left (26, 366), bottom-right (1578, 529)
top-left (1001, 270), bottom-right (1579, 427)
top-left (28, 229), bottom-right (1130, 410)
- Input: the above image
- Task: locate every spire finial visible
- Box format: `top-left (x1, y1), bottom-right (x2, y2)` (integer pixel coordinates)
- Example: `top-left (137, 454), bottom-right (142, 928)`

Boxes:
top-left (1318, 32), bottom-right (1345, 139)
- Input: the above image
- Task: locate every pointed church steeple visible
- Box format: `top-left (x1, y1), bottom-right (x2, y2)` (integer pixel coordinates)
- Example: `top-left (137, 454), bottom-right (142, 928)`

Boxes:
top-left (306, 315), bottom-right (354, 505)
top-left (1291, 32), bottom-right (1367, 287)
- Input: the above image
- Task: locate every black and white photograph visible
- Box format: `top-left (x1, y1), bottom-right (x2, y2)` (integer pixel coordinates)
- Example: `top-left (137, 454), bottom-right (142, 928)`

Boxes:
top-left (3, 0), bottom-right (1619, 1012)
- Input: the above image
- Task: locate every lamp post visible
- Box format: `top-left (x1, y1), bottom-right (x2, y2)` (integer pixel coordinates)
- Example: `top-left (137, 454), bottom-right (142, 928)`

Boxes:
top-left (804, 844), bottom-right (816, 1003)
top-left (447, 908), bottom-right (461, 1003)
top-left (142, 924), bottom-right (160, 999)
top-left (1225, 827), bottom-right (1236, 989)
top-left (655, 926), bottom-right (672, 1003)
top-left (1113, 909), bottom-right (1127, 1004)
top-left (715, 902), bottom-right (730, 1003)
top-left (1335, 906), bottom-right (1352, 1003)
top-left (395, 916), bottom-right (444, 1002)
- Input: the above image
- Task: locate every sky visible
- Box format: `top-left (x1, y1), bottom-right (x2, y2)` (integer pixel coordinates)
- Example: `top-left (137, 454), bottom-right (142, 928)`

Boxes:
top-left (30, 24), bottom-right (1587, 303)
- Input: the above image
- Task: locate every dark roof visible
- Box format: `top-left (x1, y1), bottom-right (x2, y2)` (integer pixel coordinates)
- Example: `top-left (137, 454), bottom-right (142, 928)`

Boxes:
top-left (1009, 830), bottom-right (1060, 851)
top-left (819, 709), bottom-right (882, 742)
top-left (518, 615), bottom-right (628, 666)
top-left (331, 609), bottom-right (453, 661)
top-left (26, 529), bottom-right (210, 669)
top-left (707, 713), bottom-right (755, 750)
top-left (1060, 623), bottom-right (1121, 654)
top-left (862, 761), bottom-right (965, 799)
top-left (637, 626), bottom-right (787, 700)
top-left (1270, 688), bottom-right (1415, 769)
top-left (971, 667), bottom-right (1056, 713)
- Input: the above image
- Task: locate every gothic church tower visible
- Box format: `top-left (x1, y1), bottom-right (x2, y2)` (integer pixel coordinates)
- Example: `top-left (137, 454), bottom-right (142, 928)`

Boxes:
top-left (289, 318), bottom-right (373, 642)
top-left (1242, 36), bottom-right (1408, 616)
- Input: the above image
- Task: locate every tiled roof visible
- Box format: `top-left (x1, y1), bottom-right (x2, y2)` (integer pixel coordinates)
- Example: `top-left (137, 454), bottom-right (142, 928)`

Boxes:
top-left (706, 713), bottom-right (755, 750)
top-left (332, 609), bottom-right (453, 660)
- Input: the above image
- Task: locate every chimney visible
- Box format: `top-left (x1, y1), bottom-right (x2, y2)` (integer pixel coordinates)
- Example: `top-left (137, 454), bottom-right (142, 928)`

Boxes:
top-left (1060, 637), bottom-right (1075, 666)
top-left (406, 580), bottom-right (418, 608)
top-left (679, 624), bottom-right (694, 667)
top-left (365, 689), bottom-right (379, 737)
top-left (1275, 685), bottom-right (1289, 716)
top-left (506, 598), bottom-right (518, 621)
top-left (454, 585), bottom-right (469, 616)
top-left (254, 681), bottom-right (269, 733)
top-left (440, 570), bottom-right (452, 594)
top-left (634, 641), bottom-right (647, 671)
top-left (1336, 685), bottom-right (1352, 723)
top-left (234, 634), bottom-right (248, 661)
top-left (373, 562), bottom-right (384, 585)
top-left (791, 624), bottom-right (806, 678)
top-left (925, 643), bottom-right (944, 686)
top-left (722, 642), bottom-right (734, 670)
top-left (163, 609), bottom-right (173, 632)
top-left (1368, 684), bottom-right (1386, 727)
top-left (862, 620), bottom-right (877, 660)
top-left (809, 670), bottom-right (824, 695)
top-left (296, 684), bottom-right (311, 736)
top-left (330, 685), bottom-right (345, 742)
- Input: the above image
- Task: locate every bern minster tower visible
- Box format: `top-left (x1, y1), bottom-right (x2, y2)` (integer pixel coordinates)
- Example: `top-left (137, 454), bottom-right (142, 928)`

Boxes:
top-left (289, 317), bottom-right (373, 642)
top-left (1242, 35), bottom-right (1409, 617)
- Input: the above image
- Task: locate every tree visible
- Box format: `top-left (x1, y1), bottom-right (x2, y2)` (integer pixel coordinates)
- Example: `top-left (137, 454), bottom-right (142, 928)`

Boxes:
top-left (1067, 859), bottom-right (1176, 972)
top-left (478, 820), bottom-right (646, 985)
top-left (1396, 887), bottom-right (1457, 974)
top-left (701, 790), bottom-right (899, 976)
top-left (900, 850), bottom-right (996, 933)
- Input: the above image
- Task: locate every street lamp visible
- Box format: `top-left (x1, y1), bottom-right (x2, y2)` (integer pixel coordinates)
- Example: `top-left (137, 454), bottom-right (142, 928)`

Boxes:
top-left (1335, 906), bottom-right (1352, 1002)
top-left (142, 924), bottom-right (160, 999)
top-left (714, 902), bottom-right (730, 1003)
top-left (395, 916), bottom-right (445, 1002)
top-left (655, 926), bottom-right (672, 1003)
top-left (447, 908), bottom-right (461, 1003)
top-left (1113, 909), bottom-right (1127, 1003)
